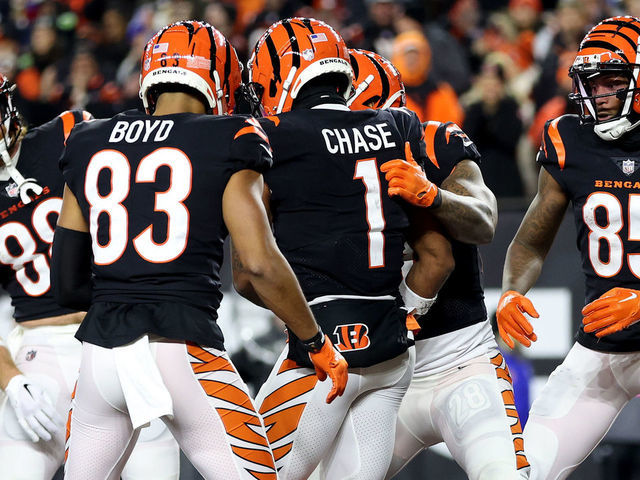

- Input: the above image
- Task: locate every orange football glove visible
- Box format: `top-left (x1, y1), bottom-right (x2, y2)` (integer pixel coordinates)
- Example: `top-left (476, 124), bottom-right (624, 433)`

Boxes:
top-left (309, 335), bottom-right (348, 403)
top-left (582, 287), bottom-right (640, 337)
top-left (496, 290), bottom-right (539, 349)
top-left (380, 142), bottom-right (441, 208)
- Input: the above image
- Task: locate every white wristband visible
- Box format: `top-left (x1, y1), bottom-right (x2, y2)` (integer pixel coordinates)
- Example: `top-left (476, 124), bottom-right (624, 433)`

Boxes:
top-left (400, 278), bottom-right (437, 316)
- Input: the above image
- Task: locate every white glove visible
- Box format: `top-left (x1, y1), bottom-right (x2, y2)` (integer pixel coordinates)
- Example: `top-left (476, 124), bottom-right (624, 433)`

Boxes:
top-left (4, 374), bottom-right (63, 442)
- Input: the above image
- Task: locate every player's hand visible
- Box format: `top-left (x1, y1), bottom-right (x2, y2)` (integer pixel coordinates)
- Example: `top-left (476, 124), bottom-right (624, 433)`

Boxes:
top-left (380, 142), bottom-right (441, 208)
top-left (308, 335), bottom-right (348, 404)
top-left (496, 290), bottom-right (539, 349)
top-left (582, 287), bottom-right (640, 337)
top-left (4, 374), bottom-right (63, 442)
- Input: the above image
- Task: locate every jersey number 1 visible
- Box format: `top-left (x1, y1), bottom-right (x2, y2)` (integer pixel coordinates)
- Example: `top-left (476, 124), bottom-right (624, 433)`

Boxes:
top-left (354, 158), bottom-right (386, 268)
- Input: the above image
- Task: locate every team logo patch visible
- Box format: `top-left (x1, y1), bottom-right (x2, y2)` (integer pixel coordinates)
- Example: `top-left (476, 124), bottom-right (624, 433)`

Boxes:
top-left (4, 182), bottom-right (18, 198)
top-left (333, 323), bottom-right (370, 352)
top-left (302, 48), bottom-right (314, 61)
top-left (623, 159), bottom-right (636, 176)
top-left (25, 350), bottom-right (37, 361)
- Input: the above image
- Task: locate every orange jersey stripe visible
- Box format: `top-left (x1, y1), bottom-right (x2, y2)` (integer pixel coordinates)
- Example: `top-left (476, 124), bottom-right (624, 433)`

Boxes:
top-left (234, 125), bottom-right (270, 145)
top-left (59, 111), bottom-right (76, 144)
top-left (265, 116), bottom-right (280, 127)
top-left (547, 118), bottom-right (566, 170)
top-left (423, 121), bottom-right (440, 168)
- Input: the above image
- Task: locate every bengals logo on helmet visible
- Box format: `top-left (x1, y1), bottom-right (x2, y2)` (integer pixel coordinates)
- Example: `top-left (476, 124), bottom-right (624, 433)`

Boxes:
top-left (139, 20), bottom-right (242, 115)
top-left (333, 323), bottom-right (371, 352)
top-left (248, 17), bottom-right (354, 115)
top-left (569, 16), bottom-right (640, 140)
top-left (347, 48), bottom-right (405, 111)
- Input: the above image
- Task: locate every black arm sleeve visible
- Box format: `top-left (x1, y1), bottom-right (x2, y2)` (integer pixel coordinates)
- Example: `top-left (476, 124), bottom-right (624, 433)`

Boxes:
top-left (51, 226), bottom-right (93, 311)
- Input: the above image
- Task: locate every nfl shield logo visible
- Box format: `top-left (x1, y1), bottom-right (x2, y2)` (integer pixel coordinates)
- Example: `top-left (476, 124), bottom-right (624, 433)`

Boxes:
top-left (5, 182), bottom-right (18, 197)
top-left (623, 159), bottom-right (636, 175)
top-left (25, 350), bottom-right (36, 361)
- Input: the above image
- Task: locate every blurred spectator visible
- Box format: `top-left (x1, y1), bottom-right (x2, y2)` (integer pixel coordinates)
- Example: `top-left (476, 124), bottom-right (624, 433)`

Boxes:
top-left (463, 57), bottom-right (524, 199)
top-left (360, 0), bottom-right (409, 59)
top-left (447, 0), bottom-right (485, 74)
top-left (532, 0), bottom-right (589, 108)
top-left (391, 30), bottom-right (464, 124)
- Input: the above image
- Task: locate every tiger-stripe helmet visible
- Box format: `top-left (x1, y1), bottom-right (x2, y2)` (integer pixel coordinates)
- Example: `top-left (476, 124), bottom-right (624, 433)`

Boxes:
top-left (139, 20), bottom-right (242, 115)
top-left (569, 16), bottom-right (640, 140)
top-left (248, 17), bottom-right (353, 115)
top-left (347, 48), bottom-right (406, 110)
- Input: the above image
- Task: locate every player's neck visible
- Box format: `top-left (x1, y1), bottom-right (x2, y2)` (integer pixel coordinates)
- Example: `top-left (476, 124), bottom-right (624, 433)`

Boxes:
top-left (153, 92), bottom-right (207, 115)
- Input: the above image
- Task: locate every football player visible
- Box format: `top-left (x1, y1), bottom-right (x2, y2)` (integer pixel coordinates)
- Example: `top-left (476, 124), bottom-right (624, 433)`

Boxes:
top-left (233, 18), bottom-right (454, 480)
top-left (0, 76), bottom-right (179, 479)
top-left (52, 20), bottom-right (347, 480)
top-left (498, 16), bottom-right (640, 480)
top-left (348, 49), bottom-right (529, 480)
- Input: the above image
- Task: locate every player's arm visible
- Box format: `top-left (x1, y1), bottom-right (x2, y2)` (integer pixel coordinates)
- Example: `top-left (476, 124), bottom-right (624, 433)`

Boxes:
top-left (381, 144), bottom-right (497, 244)
top-left (51, 184), bottom-right (93, 311)
top-left (497, 168), bottom-right (569, 348)
top-left (232, 183), bottom-right (272, 308)
top-left (403, 211), bottom-right (454, 318)
top-left (224, 169), bottom-right (347, 403)
top-left (432, 160), bottom-right (497, 244)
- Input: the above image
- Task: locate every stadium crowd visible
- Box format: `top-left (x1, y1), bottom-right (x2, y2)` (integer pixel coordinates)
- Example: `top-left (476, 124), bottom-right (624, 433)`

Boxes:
top-left (0, 0), bottom-right (635, 203)
top-left (0, 0), bottom-right (640, 204)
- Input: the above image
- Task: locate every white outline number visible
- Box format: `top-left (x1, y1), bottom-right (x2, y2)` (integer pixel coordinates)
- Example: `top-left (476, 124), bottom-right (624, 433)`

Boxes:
top-left (84, 147), bottom-right (192, 265)
top-left (354, 158), bottom-right (386, 268)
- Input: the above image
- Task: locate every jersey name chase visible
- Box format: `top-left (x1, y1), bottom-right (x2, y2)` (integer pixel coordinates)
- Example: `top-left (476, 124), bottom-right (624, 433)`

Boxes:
top-left (321, 122), bottom-right (396, 154)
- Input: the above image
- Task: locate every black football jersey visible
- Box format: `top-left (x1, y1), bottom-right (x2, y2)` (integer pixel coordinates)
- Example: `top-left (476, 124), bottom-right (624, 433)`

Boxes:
top-left (413, 121), bottom-right (487, 340)
top-left (0, 110), bottom-right (88, 321)
top-left (60, 110), bottom-right (271, 348)
top-left (260, 105), bottom-right (424, 367)
top-left (539, 114), bottom-right (640, 352)
top-left (260, 106), bottom-right (425, 300)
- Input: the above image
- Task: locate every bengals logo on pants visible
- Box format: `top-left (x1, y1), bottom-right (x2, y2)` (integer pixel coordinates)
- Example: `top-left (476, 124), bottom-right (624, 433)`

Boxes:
top-left (333, 323), bottom-right (370, 352)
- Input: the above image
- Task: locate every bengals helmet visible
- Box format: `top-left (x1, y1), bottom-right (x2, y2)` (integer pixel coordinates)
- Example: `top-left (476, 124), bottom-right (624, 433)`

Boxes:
top-left (248, 17), bottom-right (353, 115)
top-left (347, 48), bottom-right (405, 110)
top-left (139, 20), bottom-right (242, 115)
top-left (569, 16), bottom-right (640, 140)
top-left (0, 75), bottom-right (22, 164)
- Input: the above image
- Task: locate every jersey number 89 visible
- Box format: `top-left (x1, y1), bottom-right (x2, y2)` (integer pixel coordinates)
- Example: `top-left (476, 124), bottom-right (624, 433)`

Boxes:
top-left (85, 147), bottom-right (191, 265)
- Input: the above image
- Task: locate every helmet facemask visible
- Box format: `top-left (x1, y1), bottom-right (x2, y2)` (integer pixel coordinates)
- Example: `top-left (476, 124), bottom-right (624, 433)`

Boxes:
top-left (0, 81), bottom-right (23, 167)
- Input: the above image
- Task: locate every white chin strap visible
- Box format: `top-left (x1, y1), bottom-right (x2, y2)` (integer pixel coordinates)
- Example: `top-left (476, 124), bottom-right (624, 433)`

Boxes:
top-left (0, 143), bottom-right (42, 204)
